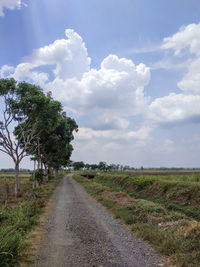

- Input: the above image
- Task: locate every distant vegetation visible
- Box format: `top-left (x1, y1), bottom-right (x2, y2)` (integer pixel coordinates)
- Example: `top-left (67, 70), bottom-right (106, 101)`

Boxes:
top-left (70, 160), bottom-right (200, 172)
top-left (74, 171), bottom-right (200, 267)
top-left (0, 168), bottom-right (31, 173)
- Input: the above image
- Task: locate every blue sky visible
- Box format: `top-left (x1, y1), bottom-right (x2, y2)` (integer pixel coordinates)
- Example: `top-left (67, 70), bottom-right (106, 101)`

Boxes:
top-left (1, 0), bottom-right (200, 169)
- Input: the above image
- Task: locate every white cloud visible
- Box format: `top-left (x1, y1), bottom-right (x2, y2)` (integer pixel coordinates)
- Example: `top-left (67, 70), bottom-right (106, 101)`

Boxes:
top-left (25, 29), bottom-right (91, 80)
top-left (48, 54), bottom-right (150, 117)
top-left (149, 22), bottom-right (200, 126)
top-left (74, 125), bottom-right (151, 143)
top-left (14, 63), bottom-right (49, 85)
top-left (0, 65), bottom-right (15, 78)
top-left (1, 30), bottom-right (150, 121)
top-left (177, 58), bottom-right (200, 95)
top-left (0, 0), bottom-right (24, 16)
top-left (161, 23), bottom-right (200, 56)
top-left (148, 93), bottom-right (200, 124)
top-left (0, 29), bottom-right (151, 151)
top-left (0, 63), bottom-right (49, 87)
top-left (88, 114), bottom-right (130, 131)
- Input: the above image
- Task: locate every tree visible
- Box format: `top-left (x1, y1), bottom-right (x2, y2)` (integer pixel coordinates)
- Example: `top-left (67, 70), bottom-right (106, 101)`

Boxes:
top-left (13, 81), bottom-right (78, 176)
top-left (89, 164), bottom-right (98, 171)
top-left (98, 161), bottom-right (107, 171)
top-left (73, 161), bottom-right (85, 171)
top-left (0, 79), bottom-right (38, 196)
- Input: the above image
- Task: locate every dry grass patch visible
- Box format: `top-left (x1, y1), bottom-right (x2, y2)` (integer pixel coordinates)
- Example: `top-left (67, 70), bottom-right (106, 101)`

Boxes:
top-left (102, 191), bottom-right (137, 206)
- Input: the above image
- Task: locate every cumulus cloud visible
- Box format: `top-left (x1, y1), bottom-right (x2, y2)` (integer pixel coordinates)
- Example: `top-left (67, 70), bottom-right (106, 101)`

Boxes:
top-left (0, 63), bottom-right (49, 87)
top-left (177, 58), bottom-right (200, 95)
top-left (148, 93), bottom-right (200, 125)
top-left (161, 23), bottom-right (200, 56)
top-left (149, 22), bottom-right (200, 126)
top-left (0, 0), bottom-right (24, 16)
top-left (0, 28), bottom-right (152, 153)
top-left (25, 29), bottom-right (91, 80)
top-left (161, 22), bottom-right (200, 96)
top-left (48, 54), bottom-right (150, 117)
top-left (0, 30), bottom-right (150, 120)
top-left (0, 29), bottom-right (90, 86)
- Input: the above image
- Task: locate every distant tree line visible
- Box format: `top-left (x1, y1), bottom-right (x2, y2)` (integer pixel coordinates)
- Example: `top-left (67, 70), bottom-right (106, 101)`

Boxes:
top-left (69, 162), bottom-right (200, 172)
top-left (69, 161), bottom-right (135, 171)
top-left (0, 78), bottom-right (78, 196)
top-left (0, 168), bottom-right (31, 173)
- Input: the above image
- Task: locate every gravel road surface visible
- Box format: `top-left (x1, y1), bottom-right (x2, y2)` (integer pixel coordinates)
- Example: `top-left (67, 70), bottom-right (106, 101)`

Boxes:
top-left (32, 174), bottom-right (161, 267)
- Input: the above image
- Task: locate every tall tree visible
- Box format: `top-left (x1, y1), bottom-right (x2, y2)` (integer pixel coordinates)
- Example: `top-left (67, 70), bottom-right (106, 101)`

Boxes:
top-left (14, 82), bottom-right (78, 177)
top-left (0, 79), bottom-right (38, 196)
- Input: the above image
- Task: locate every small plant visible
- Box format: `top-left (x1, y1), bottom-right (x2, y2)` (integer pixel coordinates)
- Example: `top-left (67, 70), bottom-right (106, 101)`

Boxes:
top-left (31, 169), bottom-right (45, 185)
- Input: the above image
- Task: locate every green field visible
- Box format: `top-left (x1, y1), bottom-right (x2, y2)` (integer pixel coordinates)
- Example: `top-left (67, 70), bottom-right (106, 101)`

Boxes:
top-left (74, 171), bottom-right (200, 267)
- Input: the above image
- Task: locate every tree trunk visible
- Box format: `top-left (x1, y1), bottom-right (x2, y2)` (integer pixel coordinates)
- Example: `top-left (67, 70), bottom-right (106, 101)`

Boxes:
top-left (5, 182), bottom-right (9, 207)
top-left (33, 160), bottom-right (36, 189)
top-left (15, 162), bottom-right (20, 197)
top-left (44, 164), bottom-right (48, 182)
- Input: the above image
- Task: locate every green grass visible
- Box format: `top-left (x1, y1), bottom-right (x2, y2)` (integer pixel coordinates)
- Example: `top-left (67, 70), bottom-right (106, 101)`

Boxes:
top-left (74, 172), bottom-right (200, 267)
top-left (0, 173), bottom-right (64, 266)
top-left (88, 172), bottom-right (200, 221)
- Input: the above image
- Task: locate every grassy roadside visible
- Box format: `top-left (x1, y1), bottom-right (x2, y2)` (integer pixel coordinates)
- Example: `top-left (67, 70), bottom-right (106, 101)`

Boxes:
top-left (74, 172), bottom-right (200, 267)
top-left (0, 173), bottom-right (64, 267)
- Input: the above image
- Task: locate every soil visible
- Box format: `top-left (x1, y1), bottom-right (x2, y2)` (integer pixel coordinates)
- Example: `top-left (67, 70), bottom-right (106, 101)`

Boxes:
top-left (31, 174), bottom-right (162, 267)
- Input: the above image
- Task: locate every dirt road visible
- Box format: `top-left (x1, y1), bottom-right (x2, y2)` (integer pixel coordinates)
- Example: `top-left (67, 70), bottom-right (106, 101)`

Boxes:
top-left (32, 174), bottom-right (160, 267)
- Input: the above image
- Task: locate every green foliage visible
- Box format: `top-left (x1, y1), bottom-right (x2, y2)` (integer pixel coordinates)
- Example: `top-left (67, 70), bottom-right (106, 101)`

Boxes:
top-left (73, 161), bottom-right (85, 170)
top-left (0, 227), bottom-right (24, 267)
top-left (34, 169), bottom-right (45, 184)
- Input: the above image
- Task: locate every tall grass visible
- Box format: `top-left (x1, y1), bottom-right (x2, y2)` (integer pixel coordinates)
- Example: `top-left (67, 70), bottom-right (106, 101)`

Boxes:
top-left (0, 228), bottom-right (24, 267)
